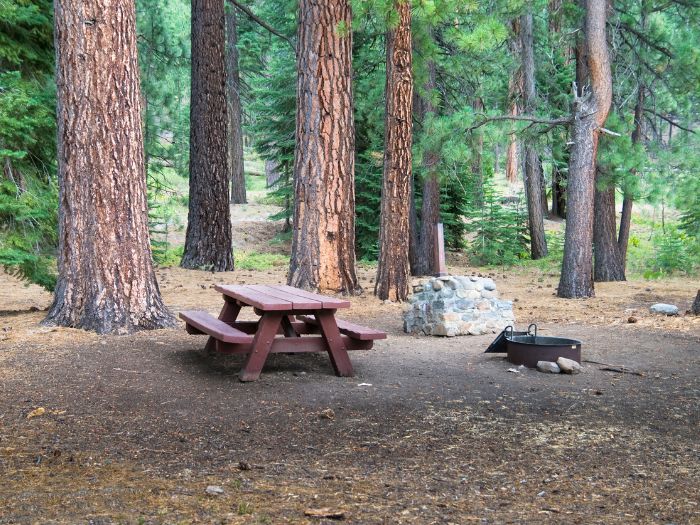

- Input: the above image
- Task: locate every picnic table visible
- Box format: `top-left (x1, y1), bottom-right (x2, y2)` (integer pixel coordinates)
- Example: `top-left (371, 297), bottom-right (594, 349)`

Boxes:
top-left (180, 284), bottom-right (386, 381)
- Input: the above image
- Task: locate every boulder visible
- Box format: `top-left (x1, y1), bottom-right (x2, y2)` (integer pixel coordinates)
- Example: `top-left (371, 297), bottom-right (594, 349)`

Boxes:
top-left (650, 303), bottom-right (679, 316)
top-left (536, 361), bottom-right (561, 374)
top-left (556, 357), bottom-right (582, 374)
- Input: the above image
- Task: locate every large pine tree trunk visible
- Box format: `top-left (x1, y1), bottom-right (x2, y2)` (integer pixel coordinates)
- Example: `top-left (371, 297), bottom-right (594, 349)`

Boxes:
top-left (593, 175), bottom-right (625, 281)
top-left (226, 7), bottom-right (246, 204)
top-left (521, 12), bottom-right (548, 259)
top-left (182, 0), bottom-right (234, 271)
top-left (375, 0), bottom-right (412, 301)
top-left (558, 0), bottom-right (612, 298)
top-left (414, 46), bottom-right (440, 276)
top-left (289, 0), bottom-right (359, 294)
top-left (46, 0), bottom-right (175, 334)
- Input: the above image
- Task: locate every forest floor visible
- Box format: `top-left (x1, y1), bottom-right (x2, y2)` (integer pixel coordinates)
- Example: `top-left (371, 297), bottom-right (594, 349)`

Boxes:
top-left (1, 201), bottom-right (699, 524)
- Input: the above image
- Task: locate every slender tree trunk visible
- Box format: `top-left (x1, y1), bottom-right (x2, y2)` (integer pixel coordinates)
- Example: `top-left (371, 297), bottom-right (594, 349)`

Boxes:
top-left (408, 172), bottom-right (420, 274)
top-left (375, 0), bottom-right (412, 301)
top-left (558, 0), bottom-right (612, 298)
top-left (551, 144), bottom-right (567, 218)
top-left (46, 0), bottom-right (175, 334)
top-left (505, 18), bottom-right (521, 184)
top-left (226, 7), bottom-right (246, 204)
top-left (520, 11), bottom-right (547, 259)
top-left (265, 159), bottom-right (282, 187)
top-left (413, 38), bottom-right (440, 276)
top-left (182, 0), bottom-right (234, 271)
top-left (471, 97), bottom-right (485, 208)
top-left (692, 289), bottom-right (700, 315)
top-left (593, 173), bottom-right (625, 281)
top-left (289, 0), bottom-right (359, 294)
top-left (619, 82), bottom-right (645, 264)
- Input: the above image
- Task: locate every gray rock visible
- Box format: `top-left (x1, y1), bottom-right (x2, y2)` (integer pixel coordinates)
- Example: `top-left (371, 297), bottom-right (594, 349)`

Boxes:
top-left (556, 357), bottom-right (582, 374)
top-left (536, 361), bottom-right (561, 374)
top-left (650, 303), bottom-right (679, 316)
top-left (206, 485), bottom-right (225, 496)
top-left (412, 285), bottom-right (424, 293)
top-left (432, 279), bottom-right (444, 291)
top-left (481, 278), bottom-right (497, 291)
top-left (456, 299), bottom-right (475, 310)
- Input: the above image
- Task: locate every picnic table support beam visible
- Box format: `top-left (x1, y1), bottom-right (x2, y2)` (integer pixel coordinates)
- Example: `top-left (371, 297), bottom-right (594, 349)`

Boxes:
top-left (315, 311), bottom-right (354, 377)
top-left (239, 313), bottom-right (283, 382)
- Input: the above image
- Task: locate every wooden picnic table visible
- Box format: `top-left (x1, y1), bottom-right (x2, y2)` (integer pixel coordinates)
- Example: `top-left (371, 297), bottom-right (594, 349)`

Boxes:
top-left (180, 284), bottom-right (386, 381)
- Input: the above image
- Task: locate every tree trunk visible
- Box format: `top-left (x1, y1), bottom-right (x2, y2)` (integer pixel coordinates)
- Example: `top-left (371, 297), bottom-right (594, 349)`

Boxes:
top-left (226, 7), bottom-right (246, 204)
top-left (265, 159), bottom-right (282, 187)
top-left (520, 11), bottom-right (547, 259)
top-left (619, 82), bottom-right (645, 265)
top-left (375, 0), bottom-right (412, 301)
top-left (593, 174), bottom-right (625, 281)
top-left (182, 0), bottom-right (234, 271)
top-left (558, 0), bottom-right (612, 298)
top-left (552, 141), bottom-right (566, 219)
top-left (46, 0), bottom-right (175, 334)
top-left (289, 0), bottom-right (359, 294)
top-left (692, 289), bottom-right (700, 315)
top-left (413, 39), bottom-right (440, 276)
top-left (471, 97), bottom-right (485, 208)
top-left (408, 172), bottom-right (420, 274)
top-left (505, 18), bottom-right (521, 184)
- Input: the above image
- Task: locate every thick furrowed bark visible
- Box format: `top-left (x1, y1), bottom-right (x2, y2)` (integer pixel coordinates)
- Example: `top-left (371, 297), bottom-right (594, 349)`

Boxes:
top-left (182, 0), bottom-right (235, 272)
top-left (558, 96), bottom-right (597, 298)
top-left (289, 0), bottom-right (359, 294)
top-left (46, 0), bottom-right (175, 334)
top-left (375, 0), bottom-right (412, 302)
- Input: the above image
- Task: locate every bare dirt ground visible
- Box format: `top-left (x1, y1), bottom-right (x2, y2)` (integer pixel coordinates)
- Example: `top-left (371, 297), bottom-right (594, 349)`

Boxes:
top-left (1, 221), bottom-right (699, 524)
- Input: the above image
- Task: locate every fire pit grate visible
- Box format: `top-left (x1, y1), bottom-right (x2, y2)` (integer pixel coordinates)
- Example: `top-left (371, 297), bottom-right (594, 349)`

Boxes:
top-left (486, 324), bottom-right (582, 368)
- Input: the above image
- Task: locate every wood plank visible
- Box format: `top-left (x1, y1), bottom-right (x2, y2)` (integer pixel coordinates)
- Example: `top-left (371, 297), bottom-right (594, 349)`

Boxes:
top-left (215, 285), bottom-right (292, 311)
top-left (297, 315), bottom-right (387, 340)
top-left (251, 284), bottom-right (323, 309)
top-left (215, 336), bottom-right (373, 354)
top-left (275, 285), bottom-right (351, 309)
top-left (315, 310), bottom-right (354, 377)
top-left (180, 311), bottom-right (254, 343)
top-left (239, 313), bottom-right (283, 382)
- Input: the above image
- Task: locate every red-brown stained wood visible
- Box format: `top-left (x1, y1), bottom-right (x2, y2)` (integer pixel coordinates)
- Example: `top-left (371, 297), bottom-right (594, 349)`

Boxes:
top-left (179, 310), bottom-right (253, 343)
top-left (182, 0), bottom-right (235, 271)
top-left (289, 0), bottom-right (359, 294)
top-left (296, 315), bottom-right (386, 340)
top-left (558, 0), bottom-right (613, 298)
top-left (45, 0), bottom-right (175, 334)
top-left (226, 7), bottom-right (246, 204)
top-left (375, 0), bottom-right (413, 302)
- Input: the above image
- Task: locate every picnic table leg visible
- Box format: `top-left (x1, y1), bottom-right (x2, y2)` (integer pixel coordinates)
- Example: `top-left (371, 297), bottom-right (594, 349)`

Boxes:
top-left (206, 300), bottom-right (241, 353)
top-left (281, 315), bottom-right (300, 337)
top-left (239, 312), bottom-right (283, 382)
top-left (315, 311), bottom-right (354, 377)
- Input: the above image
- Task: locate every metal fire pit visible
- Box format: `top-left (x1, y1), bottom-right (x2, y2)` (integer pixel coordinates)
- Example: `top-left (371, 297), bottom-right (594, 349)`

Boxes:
top-left (504, 325), bottom-right (581, 368)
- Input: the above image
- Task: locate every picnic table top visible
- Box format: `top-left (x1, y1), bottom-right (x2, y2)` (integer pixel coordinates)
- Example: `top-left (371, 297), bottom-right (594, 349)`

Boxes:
top-left (214, 284), bottom-right (352, 311)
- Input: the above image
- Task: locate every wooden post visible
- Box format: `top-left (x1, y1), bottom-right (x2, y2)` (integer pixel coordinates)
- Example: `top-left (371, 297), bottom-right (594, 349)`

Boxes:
top-left (434, 223), bottom-right (448, 277)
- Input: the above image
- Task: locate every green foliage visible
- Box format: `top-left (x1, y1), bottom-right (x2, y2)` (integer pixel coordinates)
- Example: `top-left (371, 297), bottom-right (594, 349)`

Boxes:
top-left (0, 178), bottom-right (57, 289)
top-left (235, 251), bottom-right (289, 271)
top-left (643, 228), bottom-right (699, 278)
top-left (464, 184), bottom-right (529, 266)
top-left (0, 0), bottom-right (57, 289)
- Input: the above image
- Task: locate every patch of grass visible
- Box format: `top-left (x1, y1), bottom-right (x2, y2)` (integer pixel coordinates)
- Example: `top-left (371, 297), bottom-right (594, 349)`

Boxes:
top-left (245, 173), bottom-right (267, 192)
top-left (155, 246), bottom-right (184, 268)
top-left (237, 502), bottom-right (254, 515)
top-left (235, 251), bottom-right (288, 271)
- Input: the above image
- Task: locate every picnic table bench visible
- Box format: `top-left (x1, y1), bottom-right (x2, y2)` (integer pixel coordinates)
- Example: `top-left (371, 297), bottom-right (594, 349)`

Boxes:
top-left (180, 284), bottom-right (386, 381)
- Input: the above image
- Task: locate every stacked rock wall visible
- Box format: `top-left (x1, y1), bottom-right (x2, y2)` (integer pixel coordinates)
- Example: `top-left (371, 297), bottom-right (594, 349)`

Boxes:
top-left (403, 276), bottom-right (515, 336)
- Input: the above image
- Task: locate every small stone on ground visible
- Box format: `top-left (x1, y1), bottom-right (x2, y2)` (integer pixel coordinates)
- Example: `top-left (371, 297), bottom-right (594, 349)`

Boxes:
top-left (650, 303), bottom-right (679, 316)
top-left (557, 357), bottom-right (582, 374)
top-left (537, 361), bottom-right (561, 374)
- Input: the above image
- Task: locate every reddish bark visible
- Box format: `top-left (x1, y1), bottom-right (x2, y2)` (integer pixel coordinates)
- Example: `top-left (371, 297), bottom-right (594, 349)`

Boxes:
top-left (375, 0), bottom-right (413, 301)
